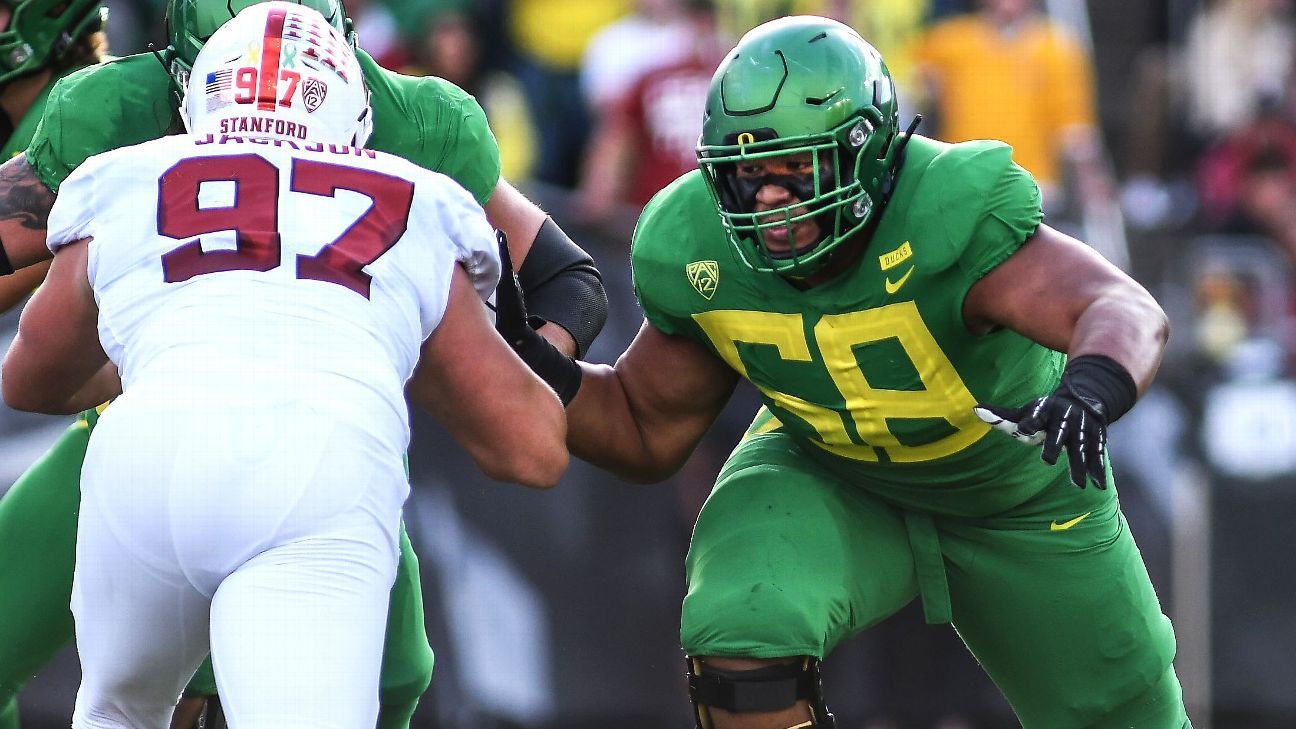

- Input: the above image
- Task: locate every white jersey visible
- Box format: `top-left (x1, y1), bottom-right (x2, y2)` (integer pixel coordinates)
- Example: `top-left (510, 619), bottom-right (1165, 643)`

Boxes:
top-left (47, 133), bottom-right (500, 451)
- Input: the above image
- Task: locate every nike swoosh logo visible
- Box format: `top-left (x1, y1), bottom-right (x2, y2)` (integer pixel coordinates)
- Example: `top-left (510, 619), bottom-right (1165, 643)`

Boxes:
top-left (1050, 512), bottom-right (1092, 531)
top-left (884, 265), bottom-right (914, 294)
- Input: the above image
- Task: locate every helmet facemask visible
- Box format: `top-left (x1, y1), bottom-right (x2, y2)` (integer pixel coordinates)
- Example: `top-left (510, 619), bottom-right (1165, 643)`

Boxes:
top-left (0, 0), bottom-right (106, 86)
top-left (699, 111), bottom-right (895, 276)
top-left (696, 16), bottom-right (901, 278)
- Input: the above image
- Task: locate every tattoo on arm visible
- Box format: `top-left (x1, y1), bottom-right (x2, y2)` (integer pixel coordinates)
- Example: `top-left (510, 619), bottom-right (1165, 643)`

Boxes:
top-left (0, 156), bottom-right (54, 232)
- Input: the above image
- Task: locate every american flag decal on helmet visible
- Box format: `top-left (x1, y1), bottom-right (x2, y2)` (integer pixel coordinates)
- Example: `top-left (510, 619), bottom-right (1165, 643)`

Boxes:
top-left (205, 69), bottom-right (232, 113)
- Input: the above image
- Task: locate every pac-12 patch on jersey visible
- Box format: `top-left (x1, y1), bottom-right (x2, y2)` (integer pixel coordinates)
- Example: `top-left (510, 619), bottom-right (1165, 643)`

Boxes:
top-left (687, 260), bottom-right (719, 300)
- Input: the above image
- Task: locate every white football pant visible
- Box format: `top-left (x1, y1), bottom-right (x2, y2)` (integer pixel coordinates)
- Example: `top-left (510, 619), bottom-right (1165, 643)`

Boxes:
top-left (70, 390), bottom-right (406, 729)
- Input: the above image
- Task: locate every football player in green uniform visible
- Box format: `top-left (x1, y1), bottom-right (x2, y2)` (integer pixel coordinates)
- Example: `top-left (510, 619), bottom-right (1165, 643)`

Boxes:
top-left (0, 0), bottom-right (106, 312)
top-left (0, 3), bottom-right (108, 728)
top-left (0, 0), bottom-right (606, 727)
top-left (500, 16), bottom-right (1190, 729)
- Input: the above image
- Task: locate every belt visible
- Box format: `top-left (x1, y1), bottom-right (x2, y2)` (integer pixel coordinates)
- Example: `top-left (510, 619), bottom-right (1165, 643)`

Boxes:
top-left (903, 511), bottom-right (952, 624)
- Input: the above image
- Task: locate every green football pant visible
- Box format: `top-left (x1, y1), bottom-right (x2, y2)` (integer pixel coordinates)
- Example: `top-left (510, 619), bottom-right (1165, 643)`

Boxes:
top-left (681, 429), bottom-right (1189, 729)
top-left (0, 419), bottom-right (85, 729)
top-left (0, 417), bottom-right (434, 729)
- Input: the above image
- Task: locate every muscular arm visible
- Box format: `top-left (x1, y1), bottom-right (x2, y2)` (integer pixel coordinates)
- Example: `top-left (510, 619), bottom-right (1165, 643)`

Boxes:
top-left (407, 263), bottom-right (568, 489)
top-left (3, 238), bottom-right (117, 414)
top-left (567, 321), bottom-right (739, 483)
top-left (0, 156), bottom-right (56, 272)
top-left (964, 223), bottom-right (1169, 392)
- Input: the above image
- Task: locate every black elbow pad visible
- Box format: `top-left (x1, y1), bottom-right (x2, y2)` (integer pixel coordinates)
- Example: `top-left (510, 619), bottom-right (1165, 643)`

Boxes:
top-left (517, 217), bottom-right (608, 357)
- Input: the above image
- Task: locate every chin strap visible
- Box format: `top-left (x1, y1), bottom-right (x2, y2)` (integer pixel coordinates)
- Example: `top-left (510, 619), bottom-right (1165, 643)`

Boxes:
top-left (878, 114), bottom-right (922, 204)
top-left (149, 43), bottom-right (187, 126)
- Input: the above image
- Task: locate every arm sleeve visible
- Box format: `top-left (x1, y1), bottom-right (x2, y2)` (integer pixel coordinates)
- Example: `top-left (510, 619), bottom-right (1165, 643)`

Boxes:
top-left (517, 217), bottom-right (607, 357)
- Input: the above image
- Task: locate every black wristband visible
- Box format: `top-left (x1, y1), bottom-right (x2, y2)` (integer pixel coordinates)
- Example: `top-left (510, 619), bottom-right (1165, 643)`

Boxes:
top-left (1059, 354), bottom-right (1138, 424)
top-left (512, 323), bottom-right (583, 406)
top-left (0, 241), bottom-right (12, 276)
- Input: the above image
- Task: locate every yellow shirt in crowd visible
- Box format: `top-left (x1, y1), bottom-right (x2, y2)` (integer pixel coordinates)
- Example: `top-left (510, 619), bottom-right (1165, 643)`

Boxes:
top-left (510, 0), bottom-right (630, 70)
top-left (916, 13), bottom-right (1096, 187)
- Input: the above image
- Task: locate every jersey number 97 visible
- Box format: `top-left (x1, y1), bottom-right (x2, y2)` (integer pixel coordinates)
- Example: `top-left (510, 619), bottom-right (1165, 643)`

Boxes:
top-left (158, 153), bottom-right (413, 299)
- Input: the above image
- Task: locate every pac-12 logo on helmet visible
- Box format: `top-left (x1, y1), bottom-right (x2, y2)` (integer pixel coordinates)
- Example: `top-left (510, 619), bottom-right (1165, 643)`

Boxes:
top-left (179, 0), bottom-right (371, 147)
top-left (301, 77), bottom-right (327, 112)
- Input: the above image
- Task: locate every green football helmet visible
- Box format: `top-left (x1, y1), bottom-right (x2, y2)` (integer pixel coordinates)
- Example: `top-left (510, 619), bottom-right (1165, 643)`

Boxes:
top-left (166, 0), bottom-right (353, 84)
top-left (0, 0), bottom-right (106, 86)
top-left (696, 16), bottom-right (901, 277)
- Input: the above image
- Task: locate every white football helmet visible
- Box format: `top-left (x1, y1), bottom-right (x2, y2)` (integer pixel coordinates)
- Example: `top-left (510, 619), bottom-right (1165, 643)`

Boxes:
top-left (180, 0), bottom-right (372, 147)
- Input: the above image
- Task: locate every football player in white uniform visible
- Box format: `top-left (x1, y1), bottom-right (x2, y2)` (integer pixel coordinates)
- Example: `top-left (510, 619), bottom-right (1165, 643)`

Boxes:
top-left (1, 3), bottom-right (568, 728)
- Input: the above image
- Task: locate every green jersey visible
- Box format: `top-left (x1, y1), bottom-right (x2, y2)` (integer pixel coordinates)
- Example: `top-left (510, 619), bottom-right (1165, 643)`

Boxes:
top-left (632, 136), bottom-right (1064, 517)
top-left (0, 61), bottom-right (95, 160)
top-left (25, 48), bottom-right (500, 204)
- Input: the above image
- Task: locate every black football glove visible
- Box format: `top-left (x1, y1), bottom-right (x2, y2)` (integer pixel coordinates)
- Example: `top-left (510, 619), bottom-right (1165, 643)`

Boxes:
top-left (973, 355), bottom-right (1138, 490)
top-left (493, 230), bottom-right (540, 345)
top-left (491, 231), bottom-right (582, 405)
top-left (974, 391), bottom-right (1109, 489)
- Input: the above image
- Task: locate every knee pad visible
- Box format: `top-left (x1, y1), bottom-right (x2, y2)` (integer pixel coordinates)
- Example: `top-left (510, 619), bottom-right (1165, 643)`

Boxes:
top-left (685, 656), bottom-right (835, 729)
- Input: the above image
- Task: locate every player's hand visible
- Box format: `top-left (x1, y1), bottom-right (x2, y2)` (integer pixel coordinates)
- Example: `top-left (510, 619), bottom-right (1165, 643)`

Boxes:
top-left (492, 230), bottom-right (534, 348)
top-left (490, 230), bottom-right (583, 405)
top-left (973, 392), bottom-right (1109, 489)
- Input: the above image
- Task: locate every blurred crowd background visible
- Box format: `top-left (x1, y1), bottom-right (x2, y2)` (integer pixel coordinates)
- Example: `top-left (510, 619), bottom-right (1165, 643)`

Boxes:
top-left (2, 0), bottom-right (1295, 727)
